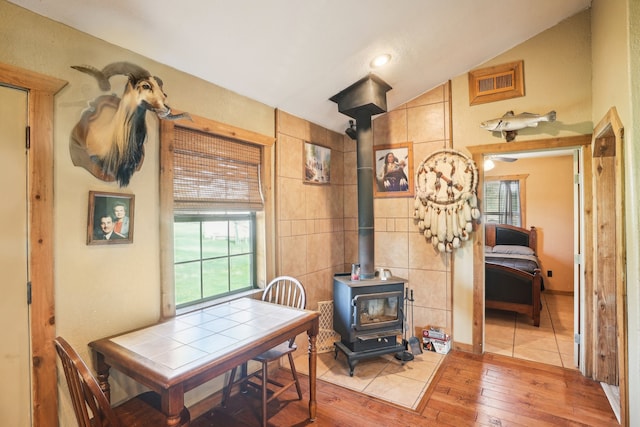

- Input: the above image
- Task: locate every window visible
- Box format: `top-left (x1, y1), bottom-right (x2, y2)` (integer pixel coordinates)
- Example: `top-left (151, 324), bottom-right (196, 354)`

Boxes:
top-left (172, 128), bottom-right (262, 307)
top-left (174, 214), bottom-right (255, 307)
top-left (160, 117), bottom-right (274, 315)
top-left (483, 175), bottom-right (527, 227)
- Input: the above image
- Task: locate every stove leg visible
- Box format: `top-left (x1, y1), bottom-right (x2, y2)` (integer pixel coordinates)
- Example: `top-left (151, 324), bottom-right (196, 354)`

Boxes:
top-left (348, 360), bottom-right (357, 377)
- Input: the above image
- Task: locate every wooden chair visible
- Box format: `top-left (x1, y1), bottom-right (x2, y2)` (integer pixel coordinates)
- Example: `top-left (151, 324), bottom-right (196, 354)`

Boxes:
top-left (54, 336), bottom-right (190, 427)
top-left (222, 276), bottom-right (306, 426)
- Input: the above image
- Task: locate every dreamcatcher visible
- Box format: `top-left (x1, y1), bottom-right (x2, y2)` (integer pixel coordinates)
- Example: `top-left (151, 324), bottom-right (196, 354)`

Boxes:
top-left (414, 149), bottom-right (480, 252)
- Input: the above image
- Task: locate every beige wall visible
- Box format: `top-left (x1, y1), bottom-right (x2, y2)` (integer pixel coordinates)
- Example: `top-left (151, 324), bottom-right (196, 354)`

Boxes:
top-left (0, 1), bottom-right (274, 424)
top-left (275, 110), bottom-right (347, 311)
top-left (372, 84), bottom-right (453, 332)
top-left (592, 0), bottom-right (639, 424)
top-left (450, 10), bottom-right (593, 344)
top-left (2, 0), bottom-right (639, 424)
top-left (276, 4), bottom-right (639, 424)
top-left (452, 10), bottom-right (593, 150)
top-left (624, 1), bottom-right (640, 423)
top-left (275, 83), bottom-right (453, 340)
top-left (486, 155), bottom-right (575, 293)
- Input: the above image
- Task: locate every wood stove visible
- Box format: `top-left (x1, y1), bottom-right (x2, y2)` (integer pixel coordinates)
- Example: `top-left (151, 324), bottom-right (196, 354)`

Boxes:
top-left (333, 273), bottom-right (406, 376)
top-left (331, 75), bottom-right (402, 376)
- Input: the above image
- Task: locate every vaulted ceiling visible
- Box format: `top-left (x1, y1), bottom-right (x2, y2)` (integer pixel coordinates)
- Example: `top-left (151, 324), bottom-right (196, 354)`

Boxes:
top-left (9, 0), bottom-right (591, 133)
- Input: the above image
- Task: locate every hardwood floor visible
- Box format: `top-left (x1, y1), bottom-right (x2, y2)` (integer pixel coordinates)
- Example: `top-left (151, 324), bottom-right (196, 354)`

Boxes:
top-left (192, 350), bottom-right (618, 426)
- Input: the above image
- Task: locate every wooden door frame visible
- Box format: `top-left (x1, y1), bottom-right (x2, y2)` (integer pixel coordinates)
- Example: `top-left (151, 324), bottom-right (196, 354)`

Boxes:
top-left (592, 107), bottom-right (627, 425)
top-left (466, 134), bottom-right (593, 356)
top-left (0, 63), bottom-right (66, 426)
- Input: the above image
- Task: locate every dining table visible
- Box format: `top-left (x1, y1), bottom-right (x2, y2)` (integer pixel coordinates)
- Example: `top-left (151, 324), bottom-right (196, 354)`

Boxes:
top-left (89, 297), bottom-right (320, 426)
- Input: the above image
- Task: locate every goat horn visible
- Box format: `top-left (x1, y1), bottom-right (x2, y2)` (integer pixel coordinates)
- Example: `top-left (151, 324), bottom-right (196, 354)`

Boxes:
top-left (101, 61), bottom-right (151, 81)
top-left (160, 110), bottom-right (192, 121)
top-left (71, 65), bottom-right (111, 91)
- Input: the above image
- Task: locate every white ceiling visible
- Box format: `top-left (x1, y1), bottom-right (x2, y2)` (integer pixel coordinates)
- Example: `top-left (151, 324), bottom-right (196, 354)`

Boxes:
top-left (9, 0), bottom-right (591, 134)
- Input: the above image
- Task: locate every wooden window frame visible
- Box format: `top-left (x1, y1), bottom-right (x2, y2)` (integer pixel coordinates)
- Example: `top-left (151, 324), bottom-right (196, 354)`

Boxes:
top-left (160, 115), bottom-right (274, 319)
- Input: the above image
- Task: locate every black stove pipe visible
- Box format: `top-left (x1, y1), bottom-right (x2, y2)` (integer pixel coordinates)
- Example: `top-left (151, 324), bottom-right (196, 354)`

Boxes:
top-left (330, 75), bottom-right (392, 280)
top-left (354, 111), bottom-right (375, 278)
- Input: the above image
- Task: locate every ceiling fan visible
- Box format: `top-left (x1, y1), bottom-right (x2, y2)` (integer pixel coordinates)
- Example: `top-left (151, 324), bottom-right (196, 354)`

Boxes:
top-left (491, 155), bottom-right (518, 163)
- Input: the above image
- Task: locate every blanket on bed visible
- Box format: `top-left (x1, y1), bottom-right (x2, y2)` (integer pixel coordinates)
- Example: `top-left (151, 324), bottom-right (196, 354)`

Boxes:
top-left (485, 245), bottom-right (545, 290)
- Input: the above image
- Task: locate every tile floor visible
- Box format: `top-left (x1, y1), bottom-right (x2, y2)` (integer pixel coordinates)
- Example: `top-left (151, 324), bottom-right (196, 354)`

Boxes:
top-left (293, 346), bottom-right (444, 409)
top-left (485, 292), bottom-right (576, 369)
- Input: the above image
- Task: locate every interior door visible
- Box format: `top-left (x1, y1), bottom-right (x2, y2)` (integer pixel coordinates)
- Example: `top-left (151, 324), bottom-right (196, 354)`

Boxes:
top-left (0, 85), bottom-right (31, 425)
top-left (591, 108), bottom-right (626, 398)
top-left (592, 140), bottom-right (619, 385)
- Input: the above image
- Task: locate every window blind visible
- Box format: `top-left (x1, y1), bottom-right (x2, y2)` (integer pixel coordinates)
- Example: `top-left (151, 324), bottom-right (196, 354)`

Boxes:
top-left (173, 126), bottom-right (263, 212)
top-left (483, 180), bottom-right (521, 226)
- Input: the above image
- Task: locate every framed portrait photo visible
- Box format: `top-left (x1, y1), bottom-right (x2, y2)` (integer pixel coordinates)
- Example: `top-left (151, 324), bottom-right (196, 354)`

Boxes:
top-left (373, 142), bottom-right (414, 198)
top-left (87, 191), bottom-right (135, 245)
top-left (303, 141), bottom-right (331, 184)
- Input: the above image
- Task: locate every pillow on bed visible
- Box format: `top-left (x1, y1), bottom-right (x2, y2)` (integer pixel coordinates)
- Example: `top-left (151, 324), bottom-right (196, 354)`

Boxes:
top-left (485, 246), bottom-right (493, 253)
top-left (492, 245), bottom-right (535, 256)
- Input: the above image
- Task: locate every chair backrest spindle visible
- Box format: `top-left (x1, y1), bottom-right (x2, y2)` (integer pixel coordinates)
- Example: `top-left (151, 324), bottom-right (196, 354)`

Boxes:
top-left (262, 276), bottom-right (305, 310)
top-left (55, 337), bottom-right (123, 427)
top-left (262, 276), bottom-right (306, 348)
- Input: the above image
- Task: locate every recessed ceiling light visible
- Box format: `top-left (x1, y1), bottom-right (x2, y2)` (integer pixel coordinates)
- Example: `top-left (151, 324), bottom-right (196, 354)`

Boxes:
top-left (370, 54), bottom-right (391, 68)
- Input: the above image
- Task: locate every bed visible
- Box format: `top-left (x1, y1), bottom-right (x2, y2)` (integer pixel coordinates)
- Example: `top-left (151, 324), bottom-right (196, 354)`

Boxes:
top-left (484, 223), bottom-right (543, 326)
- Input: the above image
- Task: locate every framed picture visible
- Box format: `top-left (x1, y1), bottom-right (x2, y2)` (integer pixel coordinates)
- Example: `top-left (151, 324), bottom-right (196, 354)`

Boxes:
top-left (303, 141), bottom-right (331, 184)
top-left (373, 142), bottom-right (414, 198)
top-left (87, 191), bottom-right (135, 245)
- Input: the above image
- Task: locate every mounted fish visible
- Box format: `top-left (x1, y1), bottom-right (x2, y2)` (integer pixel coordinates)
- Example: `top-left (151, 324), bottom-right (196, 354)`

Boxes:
top-left (480, 110), bottom-right (556, 142)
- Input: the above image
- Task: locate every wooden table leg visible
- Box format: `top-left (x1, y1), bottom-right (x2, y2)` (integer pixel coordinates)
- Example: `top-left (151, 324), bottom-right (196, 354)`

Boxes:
top-left (94, 352), bottom-right (112, 402)
top-left (307, 325), bottom-right (318, 421)
top-left (161, 385), bottom-right (186, 427)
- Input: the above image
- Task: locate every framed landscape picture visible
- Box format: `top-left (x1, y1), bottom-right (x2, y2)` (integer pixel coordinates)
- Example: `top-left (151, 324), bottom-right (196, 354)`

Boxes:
top-left (87, 191), bottom-right (135, 245)
top-left (373, 142), bottom-right (414, 198)
top-left (303, 141), bottom-right (331, 184)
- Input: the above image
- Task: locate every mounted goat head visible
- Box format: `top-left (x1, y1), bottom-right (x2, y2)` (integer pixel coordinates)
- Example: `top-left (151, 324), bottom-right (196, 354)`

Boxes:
top-left (69, 61), bottom-right (190, 186)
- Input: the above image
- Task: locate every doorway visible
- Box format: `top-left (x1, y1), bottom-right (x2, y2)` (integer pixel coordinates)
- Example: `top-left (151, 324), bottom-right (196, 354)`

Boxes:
top-left (470, 128), bottom-right (627, 425)
top-left (482, 149), bottom-right (578, 368)
top-left (0, 63), bottom-right (66, 426)
top-left (466, 135), bottom-right (593, 361)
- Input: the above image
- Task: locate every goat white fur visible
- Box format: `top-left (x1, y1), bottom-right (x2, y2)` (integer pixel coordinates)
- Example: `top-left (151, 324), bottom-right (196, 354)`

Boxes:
top-left (69, 62), bottom-right (189, 186)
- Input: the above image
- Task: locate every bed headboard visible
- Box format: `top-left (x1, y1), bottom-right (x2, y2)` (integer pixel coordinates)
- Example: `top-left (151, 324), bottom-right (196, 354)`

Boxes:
top-left (485, 223), bottom-right (537, 253)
